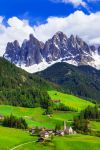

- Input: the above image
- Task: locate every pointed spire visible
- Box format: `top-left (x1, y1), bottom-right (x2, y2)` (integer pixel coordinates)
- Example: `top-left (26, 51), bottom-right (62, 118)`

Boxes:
top-left (64, 121), bottom-right (67, 131)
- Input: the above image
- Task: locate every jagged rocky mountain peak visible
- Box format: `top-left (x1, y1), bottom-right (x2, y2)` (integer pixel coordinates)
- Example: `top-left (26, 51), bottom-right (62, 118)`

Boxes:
top-left (13, 40), bottom-right (20, 47)
top-left (29, 33), bottom-right (35, 40)
top-left (52, 31), bottom-right (68, 43)
top-left (3, 32), bottom-right (100, 73)
top-left (4, 40), bottom-right (21, 64)
top-left (70, 34), bottom-right (75, 40)
top-left (53, 31), bottom-right (67, 38)
top-left (90, 45), bottom-right (96, 53)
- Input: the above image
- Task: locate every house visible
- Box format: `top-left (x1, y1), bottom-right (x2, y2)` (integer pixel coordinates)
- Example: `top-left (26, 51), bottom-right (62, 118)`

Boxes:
top-left (46, 129), bottom-right (54, 135)
top-left (47, 114), bottom-right (52, 118)
top-left (52, 100), bottom-right (60, 103)
top-left (38, 128), bottom-right (55, 142)
top-left (39, 130), bottom-right (49, 139)
top-left (55, 130), bottom-right (64, 136)
top-left (38, 130), bottom-right (50, 142)
top-left (0, 115), bottom-right (4, 120)
top-left (31, 128), bottom-right (35, 134)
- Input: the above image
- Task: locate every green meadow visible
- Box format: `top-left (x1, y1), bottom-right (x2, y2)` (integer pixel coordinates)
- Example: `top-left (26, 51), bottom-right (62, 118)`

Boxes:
top-left (0, 126), bottom-right (100, 150)
top-left (0, 91), bottom-right (99, 150)
top-left (0, 105), bottom-right (76, 129)
top-left (48, 90), bottom-right (94, 111)
top-left (0, 90), bottom-right (99, 150)
top-left (0, 126), bottom-right (36, 150)
top-left (90, 121), bottom-right (100, 131)
top-left (16, 135), bottom-right (100, 150)
top-left (0, 90), bottom-right (94, 129)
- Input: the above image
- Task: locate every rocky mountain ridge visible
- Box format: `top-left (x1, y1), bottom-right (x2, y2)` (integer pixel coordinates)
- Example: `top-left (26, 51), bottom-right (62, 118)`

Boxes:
top-left (3, 31), bottom-right (100, 73)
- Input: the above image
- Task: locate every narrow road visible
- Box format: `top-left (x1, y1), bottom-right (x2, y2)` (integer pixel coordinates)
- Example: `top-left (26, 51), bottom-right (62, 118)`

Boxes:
top-left (10, 140), bottom-right (36, 150)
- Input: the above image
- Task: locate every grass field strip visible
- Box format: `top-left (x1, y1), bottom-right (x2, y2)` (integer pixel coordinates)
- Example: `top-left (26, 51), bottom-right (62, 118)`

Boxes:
top-left (10, 140), bottom-right (36, 150)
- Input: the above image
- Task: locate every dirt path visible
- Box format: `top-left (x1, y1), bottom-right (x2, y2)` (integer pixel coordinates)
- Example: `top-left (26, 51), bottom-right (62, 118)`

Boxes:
top-left (10, 140), bottom-right (36, 150)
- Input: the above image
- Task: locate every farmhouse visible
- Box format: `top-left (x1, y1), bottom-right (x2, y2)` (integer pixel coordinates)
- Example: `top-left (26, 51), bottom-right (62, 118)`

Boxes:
top-left (31, 128), bottom-right (35, 134)
top-left (39, 130), bottom-right (49, 138)
top-left (46, 129), bottom-right (54, 135)
top-left (0, 115), bottom-right (4, 120)
top-left (38, 130), bottom-right (50, 142)
top-left (52, 100), bottom-right (60, 103)
top-left (55, 130), bottom-right (64, 136)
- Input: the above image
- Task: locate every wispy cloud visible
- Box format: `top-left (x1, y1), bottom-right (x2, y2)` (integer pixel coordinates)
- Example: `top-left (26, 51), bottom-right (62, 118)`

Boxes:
top-left (50, 0), bottom-right (91, 13)
top-left (51, 0), bottom-right (87, 7)
top-left (87, 0), bottom-right (100, 2)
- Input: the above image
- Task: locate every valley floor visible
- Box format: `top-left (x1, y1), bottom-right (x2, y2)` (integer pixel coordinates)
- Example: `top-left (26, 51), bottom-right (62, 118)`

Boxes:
top-left (0, 126), bottom-right (100, 150)
top-left (0, 105), bottom-right (100, 150)
top-left (0, 91), bottom-right (99, 150)
top-left (0, 126), bottom-right (36, 150)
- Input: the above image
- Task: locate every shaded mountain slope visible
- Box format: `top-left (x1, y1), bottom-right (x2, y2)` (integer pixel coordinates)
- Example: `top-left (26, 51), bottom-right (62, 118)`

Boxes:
top-left (38, 62), bottom-right (100, 103)
top-left (0, 58), bottom-right (59, 108)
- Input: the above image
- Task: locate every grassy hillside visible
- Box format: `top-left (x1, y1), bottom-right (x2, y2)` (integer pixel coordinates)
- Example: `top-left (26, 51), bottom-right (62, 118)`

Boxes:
top-left (53, 135), bottom-right (100, 150)
top-left (0, 90), bottom-right (94, 128)
top-left (90, 121), bottom-right (100, 131)
top-left (38, 62), bottom-right (100, 103)
top-left (0, 126), bottom-right (100, 150)
top-left (48, 91), bottom-right (94, 111)
top-left (0, 127), bottom-right (100, 150)
top-left (14, 135), bottom-right (100, 150)
top-left (0, 105), bottom-right (75, 128)
top-left (0, 126), bottom-right (36, 150)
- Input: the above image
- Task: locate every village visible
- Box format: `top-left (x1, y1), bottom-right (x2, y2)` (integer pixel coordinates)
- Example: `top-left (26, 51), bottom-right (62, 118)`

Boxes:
top-left (30, 121), bottom-right (77, 142)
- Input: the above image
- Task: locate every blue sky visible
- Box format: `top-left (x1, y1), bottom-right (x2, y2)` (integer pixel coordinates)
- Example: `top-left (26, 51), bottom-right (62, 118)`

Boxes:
top-left (0, 0), bottom-right (100, 25)
top-left (0, 0), bottom-right (100, 56)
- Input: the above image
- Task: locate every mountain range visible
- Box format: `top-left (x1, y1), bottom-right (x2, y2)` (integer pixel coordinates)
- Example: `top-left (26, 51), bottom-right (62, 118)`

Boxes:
top-left (3, 31), bottom-right (100, 73)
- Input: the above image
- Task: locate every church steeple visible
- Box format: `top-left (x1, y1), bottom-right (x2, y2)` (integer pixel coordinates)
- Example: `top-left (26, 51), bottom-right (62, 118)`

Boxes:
top-left (64, 121), bottom-right (67, 131)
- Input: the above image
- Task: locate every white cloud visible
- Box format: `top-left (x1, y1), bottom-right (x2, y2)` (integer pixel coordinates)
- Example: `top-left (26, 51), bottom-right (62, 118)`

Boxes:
top-left (0, 16), bottom-right (4, 23)
top-left (51, 0), bottom-right (87, 7)
top-left (0, 11), bottom-right (100, 56)
top-left (34, 11), bottom-right (100, 45)
top-left (0, 17), bottom-right (35, 56)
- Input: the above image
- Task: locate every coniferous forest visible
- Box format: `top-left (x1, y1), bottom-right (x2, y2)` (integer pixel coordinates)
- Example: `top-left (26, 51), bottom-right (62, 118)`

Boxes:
top-left (0, 58), bottom-right (58, 108)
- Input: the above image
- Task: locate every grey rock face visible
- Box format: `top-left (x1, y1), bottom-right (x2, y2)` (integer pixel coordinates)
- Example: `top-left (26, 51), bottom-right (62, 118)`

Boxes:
top-left (43, 32), bottom-right (94, 64)
top-left (4, 32), bottom-right (100, 70)
top-left (4, 40), bottom-right (21, 64)
top-left (4, 34), bottom-right (44, 66)
top-left (43, 32), bottom-right (69, 62)
top-left (20, 34), bottom-right (44, 66)
top-left (98, 46), bottom-right (100, 55)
